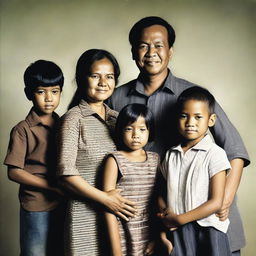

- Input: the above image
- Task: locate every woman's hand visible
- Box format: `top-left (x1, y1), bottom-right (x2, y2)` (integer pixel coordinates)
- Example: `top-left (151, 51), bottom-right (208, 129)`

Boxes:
top-left (104, 189), bottom-right (137, 221)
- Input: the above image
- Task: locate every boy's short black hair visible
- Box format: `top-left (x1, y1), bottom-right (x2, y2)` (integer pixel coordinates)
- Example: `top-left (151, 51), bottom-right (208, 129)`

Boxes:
top-left (129, 16), bottom-right (176, 48)
top-left (24, 60), bottom-right (64, 100)
top-left (115, 104), bottom-right (155, 150)
top-left (176, 86), bottom-right (216, 114)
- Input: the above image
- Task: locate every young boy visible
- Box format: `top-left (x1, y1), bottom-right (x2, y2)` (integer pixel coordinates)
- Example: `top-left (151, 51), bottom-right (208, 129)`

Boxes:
top-left (4, 60), bottom-right (65, 256)
top-left (158, 86), bottom-right (232, 255)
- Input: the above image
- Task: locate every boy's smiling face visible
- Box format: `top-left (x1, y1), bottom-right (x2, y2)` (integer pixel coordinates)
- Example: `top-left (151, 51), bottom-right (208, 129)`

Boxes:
top-left (178, 99), bottom-right (216, 147)
top-left (32, 85), bottom-right (61, 115)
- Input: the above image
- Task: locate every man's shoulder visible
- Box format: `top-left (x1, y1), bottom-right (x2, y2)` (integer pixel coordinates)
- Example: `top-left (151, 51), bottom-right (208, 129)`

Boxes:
top-left (114, 79), bottom-right (137, 95)
top-left (172, 74), bottom-right (201, 93)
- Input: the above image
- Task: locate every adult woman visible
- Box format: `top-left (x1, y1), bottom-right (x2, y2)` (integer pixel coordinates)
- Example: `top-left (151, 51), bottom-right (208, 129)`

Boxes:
top-left (58, 49), bottom-right (136, 255)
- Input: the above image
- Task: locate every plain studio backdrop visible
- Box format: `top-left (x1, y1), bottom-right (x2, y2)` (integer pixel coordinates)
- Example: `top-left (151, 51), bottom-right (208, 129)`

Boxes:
top-left (0, 0), bottom-right (255, 255)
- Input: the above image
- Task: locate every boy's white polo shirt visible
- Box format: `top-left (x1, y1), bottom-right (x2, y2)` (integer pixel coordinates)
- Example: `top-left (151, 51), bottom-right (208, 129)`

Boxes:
top-left (161, 134), bottom-right (231, 233)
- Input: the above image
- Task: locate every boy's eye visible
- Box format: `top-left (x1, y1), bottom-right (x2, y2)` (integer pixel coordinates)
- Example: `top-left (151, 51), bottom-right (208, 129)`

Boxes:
top-left (52, 90), bottom-right (60, 94)
top-left (179, 114), bottom-right (187, 119)
top-left (36, 90), bottom-right (45, 95)
top-left (195, 116), bottom-right (203, 120)
top-left (140, 128), bottom-right (147, 132)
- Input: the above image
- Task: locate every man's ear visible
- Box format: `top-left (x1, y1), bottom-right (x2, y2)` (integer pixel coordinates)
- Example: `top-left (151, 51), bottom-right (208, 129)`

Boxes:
top-left (24, 87), bottom-right (32, 101)
top-left (208, 113), bottom-right (216, 127)
top-left (169, 47), bottom-right (174, 60)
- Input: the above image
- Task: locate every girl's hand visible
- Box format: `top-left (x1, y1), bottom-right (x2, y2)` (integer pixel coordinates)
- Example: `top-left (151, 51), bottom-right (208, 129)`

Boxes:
top-left (157, 208), bottom-right (179, 229)
top-left (105, 189), bottom-right (137, 221)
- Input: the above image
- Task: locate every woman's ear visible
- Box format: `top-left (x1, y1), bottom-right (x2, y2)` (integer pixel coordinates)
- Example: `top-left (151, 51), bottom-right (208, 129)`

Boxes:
top-left (208, 113), bottom-right (217, 127)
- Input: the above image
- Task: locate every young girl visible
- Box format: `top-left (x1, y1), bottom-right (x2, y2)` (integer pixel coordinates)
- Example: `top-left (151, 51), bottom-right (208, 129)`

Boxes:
top-left (103, 103), bottom-right (159, 256)
top-left (158, 87), bottom-right (232, 256)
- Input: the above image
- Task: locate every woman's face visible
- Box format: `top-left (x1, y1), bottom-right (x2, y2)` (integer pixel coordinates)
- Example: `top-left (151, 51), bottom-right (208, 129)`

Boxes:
top-left (86, 58), bottom-right (116, 103)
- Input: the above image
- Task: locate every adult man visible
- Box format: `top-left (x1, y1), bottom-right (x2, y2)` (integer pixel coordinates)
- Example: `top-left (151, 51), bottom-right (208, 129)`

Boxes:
top-left (108, 16), bottom-right (250, 255)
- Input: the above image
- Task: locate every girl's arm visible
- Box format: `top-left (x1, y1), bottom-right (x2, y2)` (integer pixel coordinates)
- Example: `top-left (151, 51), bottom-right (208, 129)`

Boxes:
top-left (8, 167), bottom-right (63, 195)
top-left (103, 156), bottom-right (123, 256)
top-left (61, 175), bottom-right (136, 221)
top-left (160, 170), bottom-right (226, 228)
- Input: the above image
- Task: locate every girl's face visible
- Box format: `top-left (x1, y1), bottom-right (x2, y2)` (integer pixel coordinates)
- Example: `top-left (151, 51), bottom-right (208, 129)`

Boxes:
top-left (123, 116), bottom-right (149, 151)
top-left (86, 58), bottom-right (116, 103)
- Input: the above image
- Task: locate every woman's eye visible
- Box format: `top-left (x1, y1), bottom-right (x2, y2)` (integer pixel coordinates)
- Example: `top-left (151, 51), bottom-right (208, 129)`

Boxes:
top-left (140, 128), bottom-right (147, 132)
top-left (107, 75), bottom-right (114, 80)
top-left (90, 74), bottom-right (99, 79)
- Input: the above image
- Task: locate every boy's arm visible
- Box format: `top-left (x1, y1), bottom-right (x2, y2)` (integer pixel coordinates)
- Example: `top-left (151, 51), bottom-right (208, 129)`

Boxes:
top-left (159, 170), bottom-right (226, 228)
top-left (8, 167), bottom-right (63, 195)
top-left (103, 156), bottom-right (123, 256)
top-left (217, 158), bottom-right (243, 220)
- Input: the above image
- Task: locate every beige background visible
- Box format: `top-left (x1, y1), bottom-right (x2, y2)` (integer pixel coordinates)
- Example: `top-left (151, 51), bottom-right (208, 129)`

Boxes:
top-left (0, 0), bottom-right (255, 255)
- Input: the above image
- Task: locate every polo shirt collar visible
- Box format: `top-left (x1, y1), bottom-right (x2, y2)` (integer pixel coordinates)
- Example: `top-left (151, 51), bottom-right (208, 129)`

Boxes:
top-left (128, 69), bottom-right (176, 96)
top-left (172, 134), bottom-right (214, 152)
top-left (25, 108), bottom-right (59, 128)
top-left (79, 99), bottom-right (117, 120)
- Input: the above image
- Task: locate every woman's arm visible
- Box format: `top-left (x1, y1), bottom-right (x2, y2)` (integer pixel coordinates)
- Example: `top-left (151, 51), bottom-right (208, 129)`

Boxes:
top-left (58, 114), bottom-right (136, 221)
top-left (61, 175), bottom-right (136, 221)
top-left (8, 167), bottom-right (63, 195)
top-left (160, 170), bottom-right (226, 228)
top-left (103, 156), bottom-right (123, 256)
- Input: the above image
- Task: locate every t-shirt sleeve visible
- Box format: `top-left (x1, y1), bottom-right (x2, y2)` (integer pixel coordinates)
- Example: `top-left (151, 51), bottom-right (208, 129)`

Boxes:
top-left (208, 145), bottom-right (231, 178)
top-left (210, 101), bottom-right (250, 167)
top-left (4, 125), bottom-right (27, 169)
top-left (57, 113), bottom-right (80, 176)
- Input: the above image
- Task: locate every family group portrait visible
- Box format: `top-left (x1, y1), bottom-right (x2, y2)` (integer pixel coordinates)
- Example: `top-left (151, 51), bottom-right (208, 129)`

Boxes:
top-left (0, 0), bottom-right (255, 255)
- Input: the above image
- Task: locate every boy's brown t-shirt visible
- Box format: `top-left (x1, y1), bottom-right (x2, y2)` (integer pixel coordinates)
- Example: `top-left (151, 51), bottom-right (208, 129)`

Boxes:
top-left (4, 108), bottom-right (62, 211)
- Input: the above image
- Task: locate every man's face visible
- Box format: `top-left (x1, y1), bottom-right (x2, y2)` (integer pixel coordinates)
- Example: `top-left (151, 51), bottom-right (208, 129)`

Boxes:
top-left (133, 25), bottom-right (173, 77)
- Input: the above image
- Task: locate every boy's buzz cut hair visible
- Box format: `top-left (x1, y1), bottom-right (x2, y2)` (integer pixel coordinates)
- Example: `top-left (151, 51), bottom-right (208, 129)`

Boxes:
top-left (176, 86), bottom-right (216, 114)
top-left (24, 60), bottom-right (64, 100)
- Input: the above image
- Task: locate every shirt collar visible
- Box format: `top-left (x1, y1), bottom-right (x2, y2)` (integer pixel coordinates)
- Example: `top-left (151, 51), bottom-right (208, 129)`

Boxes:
top-left (79, 99), bottom-right (118, 120)
top-left (172, 134), bottom-right (214, 152)
top-left (128, 69), bottom-right (175, 96)
top-left (25, 107), bottom-right (59, 128)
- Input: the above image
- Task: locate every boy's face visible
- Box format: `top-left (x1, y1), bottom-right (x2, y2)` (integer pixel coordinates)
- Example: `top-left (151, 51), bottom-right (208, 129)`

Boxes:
top-left (32, 85), bottom-right (61, 115)
top-left (178, 99), bottom-right (216, 146)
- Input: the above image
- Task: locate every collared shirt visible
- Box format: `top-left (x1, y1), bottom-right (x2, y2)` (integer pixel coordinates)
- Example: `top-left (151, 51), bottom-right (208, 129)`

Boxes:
top-left (108, 71), bottom-right (250, 166)
top-left (4, 108), bottom-right (61, 211)
top-left (161, 134), bottom-right (231, 233)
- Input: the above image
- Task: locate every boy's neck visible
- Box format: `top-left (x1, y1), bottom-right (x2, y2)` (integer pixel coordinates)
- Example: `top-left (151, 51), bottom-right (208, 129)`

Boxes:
top-left (181, 136), bottom-right (205, 153)
top-left (34, 109), bottom-right (55, 127)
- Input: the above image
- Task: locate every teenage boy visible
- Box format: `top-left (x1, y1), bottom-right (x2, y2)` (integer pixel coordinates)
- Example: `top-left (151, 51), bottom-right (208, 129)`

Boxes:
top-left (4, 60), bottom-right (65, 256)
top-left (108, 16), bottom-right (250, 255)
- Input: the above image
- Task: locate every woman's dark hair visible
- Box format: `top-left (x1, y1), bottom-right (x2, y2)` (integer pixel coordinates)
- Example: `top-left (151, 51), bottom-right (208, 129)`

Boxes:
top-left (115, 104), bottom-right (155, 150)
top-left (68, 49), bottom-right (120, 109)
top-left (24, 59), bottom-right (64, 100)
top-left (129, 16), bottom-right (176, 49)
top-left (176, 86), bottom-right (216, 115)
